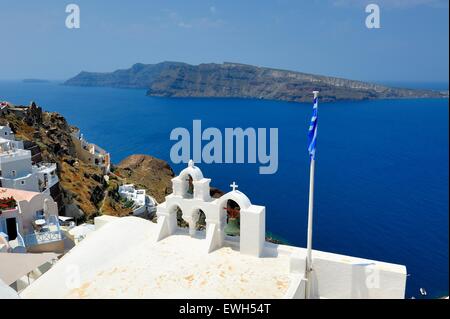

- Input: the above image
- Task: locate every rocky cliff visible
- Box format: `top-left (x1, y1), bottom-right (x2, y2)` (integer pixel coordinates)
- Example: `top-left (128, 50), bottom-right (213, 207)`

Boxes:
top-left (65, 61), bottom-right (448, 103)
top-left (1, 104), bottom-right (105, 217)
top-left (114, 154), bottom-right (175, 204)
top-left (1, 103), bottom-right (177, 219)
top-left (114, 154), bottom-right (225, 203)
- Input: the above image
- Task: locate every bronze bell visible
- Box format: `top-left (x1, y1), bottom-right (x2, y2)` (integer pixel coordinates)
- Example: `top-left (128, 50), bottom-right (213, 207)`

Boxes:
top-left (225, 217), bottom-right (240, 237)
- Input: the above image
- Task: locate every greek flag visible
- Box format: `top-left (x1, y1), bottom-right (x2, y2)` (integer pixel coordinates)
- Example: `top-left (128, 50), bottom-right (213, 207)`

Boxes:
top-left (307, 95), bottom-right (318, 160)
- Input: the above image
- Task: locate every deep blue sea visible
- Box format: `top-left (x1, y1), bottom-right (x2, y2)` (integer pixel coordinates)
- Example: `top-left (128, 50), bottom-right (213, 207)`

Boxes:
top-left (1, 81), bottom-right (448, 299)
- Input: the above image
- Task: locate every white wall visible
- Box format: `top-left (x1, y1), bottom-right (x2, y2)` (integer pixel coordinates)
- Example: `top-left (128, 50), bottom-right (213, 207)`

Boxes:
top-left (71, 135), bottom-right (110, 174)
top-left (0, 126), bottom-right (14, 140)
top-left (0, 174), bottom-right (39, 192)
top-left (0, 152), bottom-right (33, 179)
top-left (15, 194), bottom-right (58, 234)
top-left (311, 256), bottom-right (406, 299)
top-left (283, 245), bottom-right (407, 299)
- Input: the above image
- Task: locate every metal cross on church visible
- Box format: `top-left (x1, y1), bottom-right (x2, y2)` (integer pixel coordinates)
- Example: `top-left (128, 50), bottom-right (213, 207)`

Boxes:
top-left (230, 182), bottom-right (239, 192)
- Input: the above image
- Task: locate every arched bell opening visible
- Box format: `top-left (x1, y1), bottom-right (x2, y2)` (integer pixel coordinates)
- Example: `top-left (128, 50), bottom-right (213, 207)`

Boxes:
top-left (186, 174), bottom-right (194, 196)
top-left (175, 206), bottom-right (189, 229)
top-left (224, 199), bottom-right (241, 237)
top-left (195, 209), bottom-right (207, 231)
top-left (179, 173), bottom-right (195, 199)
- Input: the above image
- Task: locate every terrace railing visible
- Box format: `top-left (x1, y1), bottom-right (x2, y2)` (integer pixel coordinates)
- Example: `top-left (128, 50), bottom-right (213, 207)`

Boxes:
top-left (24, 215), bottom-right (63, 247)
top-left (24, 230), bottom-right (62, 247)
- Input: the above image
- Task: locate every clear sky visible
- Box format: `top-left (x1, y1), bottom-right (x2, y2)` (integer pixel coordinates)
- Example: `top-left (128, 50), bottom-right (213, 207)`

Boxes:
top-left (0, 0), bottom-right (448, 82)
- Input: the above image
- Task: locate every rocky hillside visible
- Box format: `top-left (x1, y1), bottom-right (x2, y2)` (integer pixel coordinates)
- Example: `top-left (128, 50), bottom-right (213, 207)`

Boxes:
top-left (64, 61), bottom-right (448, 103)
top-left (1, 103), bottom-right (177, 220)
top-left (2, 102), bottom-right (280, 241)
top-left (113, 155), bottom-right (175, 204)
top-left (1, 103), bottom-right (106, 217)
top-left (114, 154), bottom-right (224, 203)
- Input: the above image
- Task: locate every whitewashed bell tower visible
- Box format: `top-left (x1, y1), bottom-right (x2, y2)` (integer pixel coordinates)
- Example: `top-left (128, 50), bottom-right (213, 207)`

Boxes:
top-left (156, 161), bottom-right (266, 257)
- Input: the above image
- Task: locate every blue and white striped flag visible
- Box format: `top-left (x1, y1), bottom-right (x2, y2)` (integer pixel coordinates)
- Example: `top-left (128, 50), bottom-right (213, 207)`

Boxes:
top-left (307, 95), bottom-right (318, 160)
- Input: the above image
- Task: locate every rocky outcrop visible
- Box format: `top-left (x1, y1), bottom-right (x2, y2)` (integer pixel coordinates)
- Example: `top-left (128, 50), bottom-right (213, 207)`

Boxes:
top-left (64, 61), bottom-right (448, 103)
top-left (2, 103), bottom-right (218, 219)
top-left (4, 103), bottom-right (77, 163)
top-left (113, 154), bottom-right (225, 203)
top-left (113, 155), bottom-right (175, 203)
top-left (1, 104), bottom-right (104, 217)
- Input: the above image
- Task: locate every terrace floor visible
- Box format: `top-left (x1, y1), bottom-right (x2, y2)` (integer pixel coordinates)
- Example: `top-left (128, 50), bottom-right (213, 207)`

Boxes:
top-left (21, 217), bottom-right (291, 298)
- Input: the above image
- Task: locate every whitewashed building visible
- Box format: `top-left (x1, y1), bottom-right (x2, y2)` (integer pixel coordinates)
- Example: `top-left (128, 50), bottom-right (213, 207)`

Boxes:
top-left (20, 162), bottom-right (407, 299)
top-left (0, 125), bottom-right (24, 151)
top-left (0, 125), bottom-right (21, 143)
top-left (118, 184), bottom-right (157, 218)
top-left (118, 184), bottom-right (147, 207)
top-left (0, 188), bottom-right (63, 254)
top-left (0, 126), bottom-right (59, 195)
top-left (0, 101), bottom-right (12, 113)
top-left (70, 129), bottom-right (110, 174)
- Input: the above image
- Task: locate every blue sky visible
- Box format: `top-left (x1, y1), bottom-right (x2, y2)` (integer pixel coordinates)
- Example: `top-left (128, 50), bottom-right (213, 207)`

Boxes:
top-left (0, 0), bottom-right (448, 82)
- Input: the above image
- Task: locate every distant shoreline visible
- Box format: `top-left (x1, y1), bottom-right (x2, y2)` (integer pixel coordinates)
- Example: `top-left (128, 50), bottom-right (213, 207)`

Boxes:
top-left (22, 79), bottom-right (50, 83)
top-left (63, 61), bottom-right (449, 103)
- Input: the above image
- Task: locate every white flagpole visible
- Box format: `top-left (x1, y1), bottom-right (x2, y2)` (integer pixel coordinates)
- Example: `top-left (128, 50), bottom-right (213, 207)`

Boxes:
top-left (305, 90), bottom-right (319, 299)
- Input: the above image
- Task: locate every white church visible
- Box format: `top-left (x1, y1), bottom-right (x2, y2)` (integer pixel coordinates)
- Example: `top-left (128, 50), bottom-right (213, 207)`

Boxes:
top-left (18, 161), bottom-right (407, 299)
top-left (156, 160), bottom-right (265, 257)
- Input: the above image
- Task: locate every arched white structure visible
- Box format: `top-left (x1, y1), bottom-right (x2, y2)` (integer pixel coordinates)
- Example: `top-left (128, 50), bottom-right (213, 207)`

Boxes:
top-left (156, 161), bottom-right (266, 257)
top-left (172, 160), bottom-right (209, 200)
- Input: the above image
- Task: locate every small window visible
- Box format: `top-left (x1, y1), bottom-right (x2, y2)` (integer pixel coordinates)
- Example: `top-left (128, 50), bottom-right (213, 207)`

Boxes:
top-left (12, 170), bottom-right (16, 177)
top-left (4, 132), bottom-right (8, 136)
top-left (21, 180), bottom-right (25, 185)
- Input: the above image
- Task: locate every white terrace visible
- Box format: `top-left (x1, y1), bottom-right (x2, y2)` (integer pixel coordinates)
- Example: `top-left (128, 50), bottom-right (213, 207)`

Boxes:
top-left (20, 162), bottom-right (407, 299)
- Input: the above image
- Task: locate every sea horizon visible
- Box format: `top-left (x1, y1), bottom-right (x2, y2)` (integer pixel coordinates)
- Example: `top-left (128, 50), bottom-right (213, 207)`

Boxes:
top-left (1, 78), bottom-right (449, 91)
